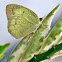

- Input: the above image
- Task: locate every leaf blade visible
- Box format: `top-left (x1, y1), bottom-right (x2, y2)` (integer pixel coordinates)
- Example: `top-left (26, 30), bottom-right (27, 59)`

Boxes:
top-left (0, 43), bottom-right (10, 60)
top-left (7, 33), bottom-right (34, 62)
top-left (20, 4), bottom-right (60, 62)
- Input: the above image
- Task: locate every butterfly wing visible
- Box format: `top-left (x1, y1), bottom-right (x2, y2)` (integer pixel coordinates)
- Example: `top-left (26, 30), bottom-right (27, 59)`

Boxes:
top-left (6, 4), bottom-right (39, 38)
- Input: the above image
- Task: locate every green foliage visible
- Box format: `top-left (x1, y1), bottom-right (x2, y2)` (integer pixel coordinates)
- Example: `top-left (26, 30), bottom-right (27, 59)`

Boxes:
top-left (7, 33), bottom-right (33, 62)
top-left (40, 17), bottom-right (62, 51)
top-left (6, 4), bottom-right (62, 62)
top-left (19, 4), bottom-right (60, 62)
top-left (0, 43), bottom-right (10, 60)
top-left (29, 43), bottom-right (62, 62)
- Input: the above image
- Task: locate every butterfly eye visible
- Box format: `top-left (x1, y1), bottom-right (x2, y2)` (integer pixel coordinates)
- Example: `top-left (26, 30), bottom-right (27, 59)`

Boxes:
top-left (39, 18), bottom-right (43, 21)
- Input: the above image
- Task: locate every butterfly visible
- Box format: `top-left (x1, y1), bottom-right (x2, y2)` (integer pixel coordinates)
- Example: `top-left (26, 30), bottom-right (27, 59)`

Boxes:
top-left (6, 4), bottom-right (39, 39)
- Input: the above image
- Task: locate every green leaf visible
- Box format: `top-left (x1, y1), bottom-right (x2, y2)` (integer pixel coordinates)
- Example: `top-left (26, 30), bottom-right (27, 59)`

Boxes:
top-left (40, 17), bottom-right (62, 51)
top-left (7, 33), bottom-right (34, 62)
top-left (28, 43), bottom-right (62, 62)
top-left (6, 4), bottom-right (39, 39)
top-left (0, 43), bottom-right (10, 60)
top-left (19, 4), bottom-right (60, 62)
